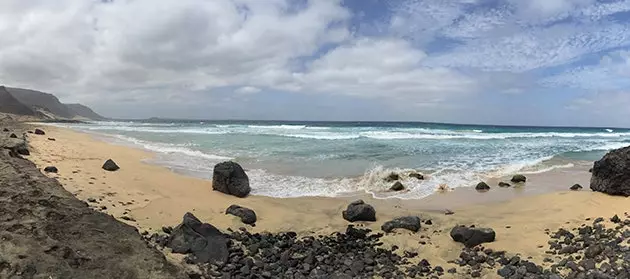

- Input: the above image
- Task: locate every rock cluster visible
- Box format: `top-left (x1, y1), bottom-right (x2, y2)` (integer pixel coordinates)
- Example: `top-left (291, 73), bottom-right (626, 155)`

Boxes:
top-left (153, 214), bottom-right (445, 279)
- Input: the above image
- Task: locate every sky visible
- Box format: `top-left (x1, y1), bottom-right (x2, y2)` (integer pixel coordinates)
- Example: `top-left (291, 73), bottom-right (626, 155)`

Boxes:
top-left (2, 0), bottom-right (630, 126)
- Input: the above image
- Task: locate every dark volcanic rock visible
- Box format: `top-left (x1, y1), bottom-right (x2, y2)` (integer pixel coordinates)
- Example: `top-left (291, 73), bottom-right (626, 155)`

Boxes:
top-left (409, 172), bottom-right (424, 180)
top-left (342, 200), bottom-right (376, 222)
top-left (226, 204), bottom-right (257, 225)
top-left (570, 184), bottom-right (583, 191)
top-left (450, 226), bottom-right (496, 247)
top-left (102, 159), bottom-right (120, 171)
top-left (2, 128), bottom-right (8, 132)
top-left (48, 138), bottom-right (56, 141)
top-left (34, 128), bottom-right (45, 135)
top-left (475, 182), bottom-right (490, 191)
top-left (212, 161), bottom-right (251, 198)
top-left (166, 212), bottom-right (229, 264)
top-left (384, 172), bottom-right (399, 182)
top-left (498, 182), bottom-right (511, 187)
top-left (511, 174), bottom-right (526, 183)
top-left (381, 216), bottom-right (421, 233)
top-left (390, 181), bottom-right (405, 191)
top-left (43, 166), bottom-right (58, 173)
top-left (590, 146), bottom-right (630, 196)
top-left (9, 133), bottom-right (17, 138)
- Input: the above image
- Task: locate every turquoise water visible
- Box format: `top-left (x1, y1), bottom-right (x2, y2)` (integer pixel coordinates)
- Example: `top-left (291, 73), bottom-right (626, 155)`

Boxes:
top-left (52, 120), bottom-right (630, 199)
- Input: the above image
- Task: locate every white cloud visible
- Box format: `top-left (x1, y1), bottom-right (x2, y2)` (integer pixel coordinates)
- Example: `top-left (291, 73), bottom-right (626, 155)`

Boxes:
top-left (235, 86), bottom-right (262, 94)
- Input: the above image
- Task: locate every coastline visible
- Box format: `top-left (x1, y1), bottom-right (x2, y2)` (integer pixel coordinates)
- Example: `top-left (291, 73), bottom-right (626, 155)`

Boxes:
top-left (26, 125), bottom-right (630, 277)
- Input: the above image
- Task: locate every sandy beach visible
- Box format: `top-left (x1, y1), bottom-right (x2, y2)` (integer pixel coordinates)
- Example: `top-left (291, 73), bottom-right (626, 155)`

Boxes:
top-left (26, 125), bottom-right (630, 278)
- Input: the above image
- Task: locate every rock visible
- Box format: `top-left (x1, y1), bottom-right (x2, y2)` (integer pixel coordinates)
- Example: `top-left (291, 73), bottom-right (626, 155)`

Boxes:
top-left (87, 198), bottom-right (97, 203)
top-left (381, 216), bottom-right (421, 233)
top-left (590, 146), bottom-right (630, 196)
top-left (27, 131), bottom-right (33, 134)
top-left (9, 133), bottom-right (17, 138)
top-left (162, 226), bottom-right (173, 234)
top-left (342, 200), bottom-right (376, 222)
top-left (166, 212), bottom-right (228, 264)
top-left (225, 205), bottom-right (257, 225)
top-left (212, 161), bottom-right (251, 198)
top-left (47, 138), bottom-right (56, 141)
top-left (384, 172), bottom-right (399, 182)
top-left (588, 168), bottom-right (593, 173)
top-left (2, 128), bottom-right (8, 132)
top-left (43, 166), bottom-right (58, 173)
top-left (511, 175), bottom-right (526, 183)
top-left (444, 209), bottom-right (454, 215)
top-left (390, 181), bottom-right (404, 191)
top-left (34, 129), bottom-right (45, 135)
top-left (409, 172), bottom-right (424, 180)
top-left (475, 182), bottom-right (490, 191)
top-left (102, 159), bottom-right (120, 171)
top-left (570, 184), bottom-right (583, 191)
top-left (610, 214), bottom-right (621, 223)
top-left (450, 226), bottom-right (496, 247)
top-left (498, 182), bottom-right (511, 187)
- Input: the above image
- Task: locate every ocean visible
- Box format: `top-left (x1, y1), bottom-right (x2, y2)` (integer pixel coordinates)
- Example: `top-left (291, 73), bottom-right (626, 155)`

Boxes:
top-left (50, 120), bottom-right (630, 199)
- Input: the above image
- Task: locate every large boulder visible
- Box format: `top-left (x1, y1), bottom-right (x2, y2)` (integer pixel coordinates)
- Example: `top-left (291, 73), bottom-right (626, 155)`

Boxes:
top-left (225, 205), bottom-right (257, 225)
top-left (102, 159), bottom-right (120, 171)
top-left (450, 226), bottom-right (496, 248)
top-left (381, 216), bottom-right (421, 233)
top-left (166, 212), bottom-right (228, 264)
top-left (34, 128), bottom-right (45, 135)
top-left (212, 161), bottom-right (251, 198)
top-left (342, 200), bottom-right (376, 222)
top-left (590, 146), bottom-right (630, 196)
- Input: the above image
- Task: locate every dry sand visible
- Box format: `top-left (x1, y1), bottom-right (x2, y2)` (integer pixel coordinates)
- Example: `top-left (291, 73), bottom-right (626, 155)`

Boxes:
top-left (26, 125), bottom-right (630, 277)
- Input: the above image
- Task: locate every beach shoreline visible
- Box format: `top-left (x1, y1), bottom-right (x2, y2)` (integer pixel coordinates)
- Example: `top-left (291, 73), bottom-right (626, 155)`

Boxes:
top-left (23, 124), bottom-right (630, 278)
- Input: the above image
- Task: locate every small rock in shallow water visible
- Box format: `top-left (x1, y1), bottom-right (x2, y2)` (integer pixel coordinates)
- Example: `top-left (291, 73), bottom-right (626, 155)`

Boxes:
top-left (498, 182), bottom-right (511, 187)
top-left (390, 181), bottom-right (404, 191)
top-left (409, 172), bottom-right (424, 180)
top-left (511, 174), bottom-right (526, 183)
top-left (475, 182), bottom-right (490, 191)
top-left (384, 172), bottom-right (399, 182)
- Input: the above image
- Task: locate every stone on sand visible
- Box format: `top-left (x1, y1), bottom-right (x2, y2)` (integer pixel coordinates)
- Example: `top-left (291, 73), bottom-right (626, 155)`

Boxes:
top-left (166, 212), bottom-right (229, 264)
top-left (570, 184), bottom-right (583, 191)
top-left (34, 128), bottom-right (45, 135)
top-left (44, 166), bottom-right (58, 173)
top-left (498, 182), bottom-right (511, 187)
top-left (212, 161), bottom-right (251, 198)
top-left (226, 204), bottom-right (257, 225)
top-left (9, 133), bottom-right (17, 138)
top-left (342, 200), bottom-right (376, 222)
top-left (450, 225), bottom-right (496, 247)
top-left (102, 159), bottom-right (120, 171)
top-left (381, 216), bottom-right (421, 233)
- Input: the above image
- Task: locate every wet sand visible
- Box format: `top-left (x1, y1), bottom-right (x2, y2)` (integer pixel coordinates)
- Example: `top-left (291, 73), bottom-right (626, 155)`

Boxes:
top-left (26, 125), bottom-right (629, 277)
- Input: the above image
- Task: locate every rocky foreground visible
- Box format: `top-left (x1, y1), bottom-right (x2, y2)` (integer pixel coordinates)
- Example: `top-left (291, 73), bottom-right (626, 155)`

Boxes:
top-left (0, 125), bottom-right (187, 279)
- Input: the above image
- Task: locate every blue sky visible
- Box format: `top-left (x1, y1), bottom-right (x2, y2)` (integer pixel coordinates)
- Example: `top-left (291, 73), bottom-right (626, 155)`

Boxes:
top-left (2, 0), bottom-right (630, 126)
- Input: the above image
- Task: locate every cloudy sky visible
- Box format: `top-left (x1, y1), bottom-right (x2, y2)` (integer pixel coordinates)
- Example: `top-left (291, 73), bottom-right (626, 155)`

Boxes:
top-left (2, 0), bottom-right (630, 126)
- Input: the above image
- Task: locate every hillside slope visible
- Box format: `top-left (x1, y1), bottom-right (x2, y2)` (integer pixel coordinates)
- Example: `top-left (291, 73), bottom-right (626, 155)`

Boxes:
top-left (6, 87), bottom-right (75, 118)
top-left (0, 86), bottom-right (36, 116)
top-left (66, 103), bottom-right (107, 120)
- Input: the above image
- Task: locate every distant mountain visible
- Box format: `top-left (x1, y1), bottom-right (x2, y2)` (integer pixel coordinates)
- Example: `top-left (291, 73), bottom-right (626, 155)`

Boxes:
top-left (1, 86), bottom-right (105, 121)
top-left (0, 86), bottom-right (36, 116)
top-left (6, 87), bottom-right (75, 118)
top-left (65, 103), bottom-right (106, 121)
